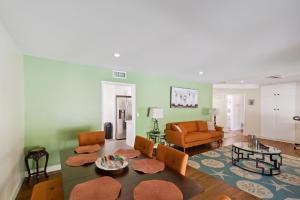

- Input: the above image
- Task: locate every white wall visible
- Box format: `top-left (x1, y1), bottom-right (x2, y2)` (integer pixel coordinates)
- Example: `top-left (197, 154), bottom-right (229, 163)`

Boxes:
top-left (0, 23), bottom-right (24, 199)
top-left (102, 83), bottom-right (131, 139)
top-left (213, 88), bottom-right (260, 136)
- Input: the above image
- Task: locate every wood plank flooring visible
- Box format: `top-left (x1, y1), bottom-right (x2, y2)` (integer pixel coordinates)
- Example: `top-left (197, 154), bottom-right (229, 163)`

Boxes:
top-left (16, 133), bottom-right (300, 200)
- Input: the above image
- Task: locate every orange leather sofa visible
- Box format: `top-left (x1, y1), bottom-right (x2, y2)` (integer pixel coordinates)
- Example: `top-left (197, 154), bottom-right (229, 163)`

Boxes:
top-left (164, 121), bottom-right (224, 152)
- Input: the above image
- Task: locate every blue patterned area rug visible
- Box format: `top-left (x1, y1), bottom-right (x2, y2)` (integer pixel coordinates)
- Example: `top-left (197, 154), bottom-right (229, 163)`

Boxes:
top-left (188, 146), bottom-right (300, 200)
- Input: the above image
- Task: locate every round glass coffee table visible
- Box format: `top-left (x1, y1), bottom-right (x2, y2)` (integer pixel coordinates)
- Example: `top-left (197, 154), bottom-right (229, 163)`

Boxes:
top-left (232, 142), bottom-right (282, 176)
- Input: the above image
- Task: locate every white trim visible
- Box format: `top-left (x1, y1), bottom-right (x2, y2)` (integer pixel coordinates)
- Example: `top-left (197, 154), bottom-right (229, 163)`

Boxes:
top-left (282, 154), bottom-right (300, 161)
top-left (46, 164), bottom-right (62, 172)
top-left (214, 84), bottom-right (259, 89)
top-left (24, 164), bottom-right (62, 177)
top-left (258, 136), bottom-right (295, 144)
top-left (101, 81), bottom-right (136, 143)
top-left (101, 81), bottom-right (136, 87)
top-left (244, 133), bottom-right (295, 143)
top-left (11, 178), bottom-right (24, 200)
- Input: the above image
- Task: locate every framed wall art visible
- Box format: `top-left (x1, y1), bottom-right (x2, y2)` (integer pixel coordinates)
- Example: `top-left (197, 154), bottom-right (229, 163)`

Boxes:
top-left (170, 86), bottom-right (198, 108)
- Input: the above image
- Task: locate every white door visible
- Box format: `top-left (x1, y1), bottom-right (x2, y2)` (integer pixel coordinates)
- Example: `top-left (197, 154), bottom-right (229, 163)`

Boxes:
top-left (261, 96), bottom-right (276, 139)
top-left (261, 83), bottom-right (296, 142)
top-left (275, 95), bottom-right (295, 141)
top-left (232, 95), bottom-right (242, 130)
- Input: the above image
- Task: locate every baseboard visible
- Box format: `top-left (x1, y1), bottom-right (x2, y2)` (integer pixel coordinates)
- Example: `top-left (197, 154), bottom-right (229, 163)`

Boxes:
top-left (11, 177), bottom-right (24, 200)
top-left (46, 164), bottom-right (62, 173)
top-left (257, 136), bottom-right (295, 144)
top-left (282, 153), bottom-right (300, 161)
top-left (24, 164), bottom-right (61, 177)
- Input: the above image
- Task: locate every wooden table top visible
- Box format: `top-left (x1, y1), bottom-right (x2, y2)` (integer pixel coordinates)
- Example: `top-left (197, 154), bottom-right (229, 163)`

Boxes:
top-left (60, 140), bottom-right (204, 200)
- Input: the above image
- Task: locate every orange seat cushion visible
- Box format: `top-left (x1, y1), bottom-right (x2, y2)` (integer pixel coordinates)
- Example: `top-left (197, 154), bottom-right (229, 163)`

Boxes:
top-left (209, 131), bottom-right (224, 138)
top-left (197, 121), bottom-right (208, 131)
top-left (218, 195), bottom-right (232, 200)
top-left (31, 178), bottom-right (64, 200)
top-left (177, 121), bottom-right (198, 132)
top-left (184, 132), bottom-right (212, 143)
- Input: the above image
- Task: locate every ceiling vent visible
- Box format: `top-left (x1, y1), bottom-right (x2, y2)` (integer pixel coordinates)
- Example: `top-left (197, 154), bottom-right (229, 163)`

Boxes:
top-left (266, 75), bottom-right (283, 79)
top-left (112, 70), bottom-right (127, 79)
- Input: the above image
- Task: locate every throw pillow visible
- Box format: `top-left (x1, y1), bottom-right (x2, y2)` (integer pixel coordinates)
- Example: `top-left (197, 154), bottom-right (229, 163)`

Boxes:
top-left (207, 122), bottom-right (216, 131)
top-left (197, 121), bottom-right (208, 131)
top-left (172, 124), bottom-right (187, 135)
top-left (172, 124), bottom-right (182, 132)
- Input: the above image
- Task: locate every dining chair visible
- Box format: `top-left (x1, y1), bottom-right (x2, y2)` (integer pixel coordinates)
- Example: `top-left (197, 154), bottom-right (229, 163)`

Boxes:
top-left (156, 144), bottom-right (188, 176)
top-left (134, 136), bottom-right (154, 158)
top-left (217, 195), bottom-right (231, 200)
top-left (78, 131), bottom-right (105, 146)
top-left (31, 178), bottom-right (64, 200)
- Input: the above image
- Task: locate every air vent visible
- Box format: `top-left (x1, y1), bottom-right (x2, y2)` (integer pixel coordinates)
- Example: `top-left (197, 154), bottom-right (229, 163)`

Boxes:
top-left (112, 70), bottom-right (127, 79)
top-left (266, 75), bottom-right (283, 79)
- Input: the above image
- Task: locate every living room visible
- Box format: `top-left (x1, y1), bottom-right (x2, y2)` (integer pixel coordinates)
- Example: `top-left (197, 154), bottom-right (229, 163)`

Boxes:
top-left (1, 1), bottom-right (300, 200)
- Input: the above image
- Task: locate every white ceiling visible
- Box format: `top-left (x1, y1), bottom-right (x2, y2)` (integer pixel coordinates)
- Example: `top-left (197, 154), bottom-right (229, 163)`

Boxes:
top-left (1, 0), bottom-right (300, 84)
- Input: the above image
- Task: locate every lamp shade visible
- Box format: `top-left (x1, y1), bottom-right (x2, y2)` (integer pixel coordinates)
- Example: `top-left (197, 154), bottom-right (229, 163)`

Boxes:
top-left (149, 107), bottom-right (164, 119)
top-left (210, 108), bottom-right (219, 115)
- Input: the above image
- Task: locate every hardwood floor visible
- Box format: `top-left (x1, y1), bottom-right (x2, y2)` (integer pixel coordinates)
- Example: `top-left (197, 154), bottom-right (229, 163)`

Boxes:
top-left (16, 172), bottom-right (62, 200)
top-left (16, 133), bottom-right (300, 200)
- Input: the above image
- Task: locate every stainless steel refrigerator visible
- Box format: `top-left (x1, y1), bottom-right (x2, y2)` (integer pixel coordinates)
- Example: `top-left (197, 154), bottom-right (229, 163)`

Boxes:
top-left (116, 96), bottom-right (132, 139)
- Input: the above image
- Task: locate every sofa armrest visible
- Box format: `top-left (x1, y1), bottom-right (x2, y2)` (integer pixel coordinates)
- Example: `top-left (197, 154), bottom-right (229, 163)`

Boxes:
top-left (215, 126), bottom-right (224, 132)
top-left (164, 130), bottom-right (185, 147)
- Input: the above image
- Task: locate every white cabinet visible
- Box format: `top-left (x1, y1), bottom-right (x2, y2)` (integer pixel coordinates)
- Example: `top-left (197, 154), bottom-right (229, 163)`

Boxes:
top-left (261, 83), bottom-right (296, 142)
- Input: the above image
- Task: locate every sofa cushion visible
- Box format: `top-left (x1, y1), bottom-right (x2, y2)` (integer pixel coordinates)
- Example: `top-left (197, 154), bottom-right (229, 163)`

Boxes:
top-left (171, 124), bottom-right (187, 135)
top-left (197, 121), bottom-right (208, 131)
top-left (184, 132), bottom-right (213, 143)
top-left (208, 131), bottom-right (223, 138)
top-left (172, 124), bottom-right (181, 132)
top-left (178, 121), bottom-right (198, 132)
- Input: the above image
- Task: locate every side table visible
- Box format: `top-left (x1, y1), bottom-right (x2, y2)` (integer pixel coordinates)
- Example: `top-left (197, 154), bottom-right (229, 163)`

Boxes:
top-left (146, 131), bottom-right (167, 155)
top-left (147, 131), bottom-right (166, 144)
top-left (25, 146), bottom-right (49, 182)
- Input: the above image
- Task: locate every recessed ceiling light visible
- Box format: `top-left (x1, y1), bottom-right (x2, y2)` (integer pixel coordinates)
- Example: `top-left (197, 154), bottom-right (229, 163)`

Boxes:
top-left (199, 71), bottom-right (204, 75)
top-left (114, 53), bottom-right (120, 58)
top-left (240, 80), bottom-right (245, 83)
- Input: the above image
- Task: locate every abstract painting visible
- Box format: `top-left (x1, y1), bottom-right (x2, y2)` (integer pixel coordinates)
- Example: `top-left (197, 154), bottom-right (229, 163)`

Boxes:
top-left (170, 87), bottom-right (198, 108)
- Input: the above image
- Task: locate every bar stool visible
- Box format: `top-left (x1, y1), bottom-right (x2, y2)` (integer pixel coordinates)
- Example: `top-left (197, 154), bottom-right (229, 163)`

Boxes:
top-left (25, 146), bottom-right (49, 182)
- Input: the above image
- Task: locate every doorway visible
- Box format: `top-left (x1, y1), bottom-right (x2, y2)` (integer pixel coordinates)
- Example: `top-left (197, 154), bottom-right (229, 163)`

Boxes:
top-left (101, 81), bottom-right (136, 146)
top-left (225, 94), bottom-right (245, 132)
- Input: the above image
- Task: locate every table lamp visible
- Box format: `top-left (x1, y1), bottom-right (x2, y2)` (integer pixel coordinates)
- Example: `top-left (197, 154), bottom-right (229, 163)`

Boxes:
top-left (210, 108), bottom-right (219, 125)
top-left (149, 107), bottom-right (164, 133)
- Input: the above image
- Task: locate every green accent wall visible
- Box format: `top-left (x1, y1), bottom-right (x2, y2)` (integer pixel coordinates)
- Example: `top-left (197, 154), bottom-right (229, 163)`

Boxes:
top-left (24, 55), bottom-right (212, 166)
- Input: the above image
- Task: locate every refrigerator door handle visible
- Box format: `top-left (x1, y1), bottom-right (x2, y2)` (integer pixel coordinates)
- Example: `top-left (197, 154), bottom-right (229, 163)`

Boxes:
top-left (118, 110), bottom-right (122, 119)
